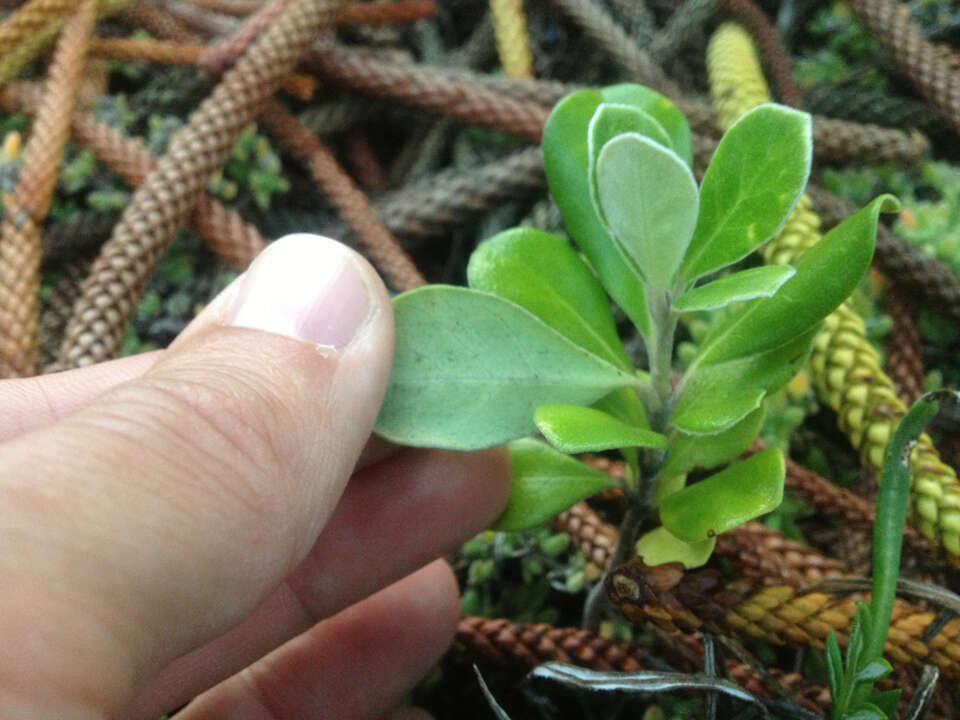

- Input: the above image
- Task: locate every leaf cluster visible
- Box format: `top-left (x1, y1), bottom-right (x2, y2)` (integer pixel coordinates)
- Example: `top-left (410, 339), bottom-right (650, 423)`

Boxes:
top-left (375, 83), bottom-right (895, 569)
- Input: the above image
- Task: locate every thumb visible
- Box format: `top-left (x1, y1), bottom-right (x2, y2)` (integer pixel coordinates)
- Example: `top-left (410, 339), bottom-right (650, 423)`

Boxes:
top-left (0, 235), bottom-right (394, 716)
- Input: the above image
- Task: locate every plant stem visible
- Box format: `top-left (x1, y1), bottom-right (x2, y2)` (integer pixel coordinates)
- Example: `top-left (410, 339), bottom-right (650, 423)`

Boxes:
top-left (646, 290), bottom-right (679, 430)
top-left (582, 504), bottom-right (641, 629)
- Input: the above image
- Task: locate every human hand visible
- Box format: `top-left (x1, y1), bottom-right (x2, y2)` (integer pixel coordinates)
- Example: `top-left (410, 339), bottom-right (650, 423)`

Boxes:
top-left (0, 235), bottom-right (510, 719)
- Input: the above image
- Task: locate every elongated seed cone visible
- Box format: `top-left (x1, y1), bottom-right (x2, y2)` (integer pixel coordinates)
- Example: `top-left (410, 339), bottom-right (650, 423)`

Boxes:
top-left (715, 522), bottom-right (849, 586)
top-left (375, 147), bottom-right (545, 242)
top-left (845, 0), bottom-right (960, 137)
top-left (718, 0), bottom-right (803, 109)
top-left (0, 0), bottom-right (77, 57)
top-left (707, 19), bottom-right (960, 566)
top-left (118, 1), bottom-right (200, 42)
top-left (706, 22), bottom-right (771, 131)
top-left (199, 0), bottom-right (294, 75)
top-left (607, 558), bottom-right (960, 674)
top-left (38, 259), bottom-right (90, 369)
top-left (2, 83), bottom-right (266, 271)
top-left (551, 502), bottom-right (616, 578)
top-left (305, 45), bottom-right (549, 142)
top-left (650, 0), bottom-right (720, 63)
top-left (489, 0), bottom-right (533, 78)
top-left (885, 287), bottom-right (926, 405)
top-left (812, 115), bottom-right (929, 165)
top-left (0, 0), bottom-right (96, 378)
top-left (455, 616), bottom-right (834, 715)
top-left (58, 0), bottom-right (341, 367)
top-left (259, 98), bottom-right (425, 291)
top-left (547, 0), bottom-right (676, 96)
top-left (805, 84), bottom-right (934, 132)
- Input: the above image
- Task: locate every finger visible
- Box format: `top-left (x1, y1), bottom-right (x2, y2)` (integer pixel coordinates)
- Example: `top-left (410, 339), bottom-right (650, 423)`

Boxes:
top-left (124, 446), bottom-right (509, 719)
top-left (173, 560), bottom-right (459, 720)
top-left (381, 707), bottom-right (434, 720)
top-left (0, 235), bottom-right (394, 717)
top-left (0, 351), bottom-right (160, 442)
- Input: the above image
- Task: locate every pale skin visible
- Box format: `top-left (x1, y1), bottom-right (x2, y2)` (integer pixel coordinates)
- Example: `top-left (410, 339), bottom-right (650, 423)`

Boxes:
top-left (0, 235), bottom-right (510, 719)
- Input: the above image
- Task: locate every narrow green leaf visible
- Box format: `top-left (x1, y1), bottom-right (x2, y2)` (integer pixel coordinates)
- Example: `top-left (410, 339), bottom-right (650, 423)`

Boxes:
top-left (696, 195), bottom-right (899, 367)
top-left (680, 104), bottom-right (812, 280)
top-left (543, 90), bottom-right (652, 335)
top-left (854, 659), bottom-right (892, 684)
top-left (467, 227), bottom-right (632, 369)
top-left (673, 327), bottom-right (817, 435)
top-left (535, 404), bottom-right (668, 454)
top-left (635, 526), bottom-right (717, 569)
top-left (672, 265), bottom-right (796, 312)
top-left (868, 390), bottom-right (958, 661)
top-left (659, 448), bottom-right (785, 542)
top-left (600, 84), bottom-right (693, 167)
top-left (846, 605), bottom-right (867, 677)
top-left (825, 632), bottom-right (844, 697)
top-left (662, 406), bottom-right (765, 476)
top-left (492, 438), bottom-right (616, 531)
top-left (596, 134), bottom-right (699, 288)
top-left (376, 286), bottom-right (640, 450)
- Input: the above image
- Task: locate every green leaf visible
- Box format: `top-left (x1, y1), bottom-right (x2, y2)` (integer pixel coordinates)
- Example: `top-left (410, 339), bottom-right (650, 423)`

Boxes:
top-left (535, 404), bottom-right (668, 454)
top-left (854, 659), bottom-right (892, 684)
top-left (843, 704), bottom-right (887, 720)
top-left (543, 90), bottom-right (652, 335)
top-left (662, 406), bottom-right (765, 476)
top-left (846, 604), bottom-right (868, 676)
top-left (635, 526), bottom-right (717, 569)
top-left (825, 631), bottom-right (843, 696)
top-left (697, 195), bottom-right (899, 366)
top-left (672, 265), bottom-right (796, 312)
top-left (587, 103), bottom-right (673, 232)
top-left (869, 689), bottom-right (901, 718)
top-left (592, 387), bottom-right (649, 428)
top-left (589, 103), bottom-right (673, 157)
top-left (680, 104), bottom-right (812, 280)
top-left (492, 438), bottom-right (616, 531)
top-left (596, 134), bottom-right (699, 288)
top-left (659, 448), bottom-right (785, 542)
top-left (467, 227), bottom-right (631, 369)
top-left (599, 84), bottom-right (693, 167)
top-left (673, 327), bottom-right (817, 435)
top-left (376, 286), bottom-right (640, 450)
top-left (868, 390), bottom-right (958, 661)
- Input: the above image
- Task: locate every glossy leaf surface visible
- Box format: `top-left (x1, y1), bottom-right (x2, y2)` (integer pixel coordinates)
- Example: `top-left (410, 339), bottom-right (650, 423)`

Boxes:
top-left (635, 526), bottom-right (716, 569)
top-left (672, 326), bottom-right (817, 434)
top-left (543, 90), bottom-right (651, 335)
top-left (596, 134), bottom-right (699, 288)
top-left (672, 265), bottom-right (795, 312)
top-left (696, 195), bottom-right (898, 367)
top-left (680, 104), bottom-right (812, 280)
top-left (659, 447), bottom-right (785, 542)
top-left (376, 286), bottom-right (639, 449)
top-left (492, 438), bottom-right (616, 531)
top-left (535, 404), bottom-right (668, 454)
top-left (467, 227), bottom-right (631, 369)
top-left (661, 406), bottom-right (765, 476)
